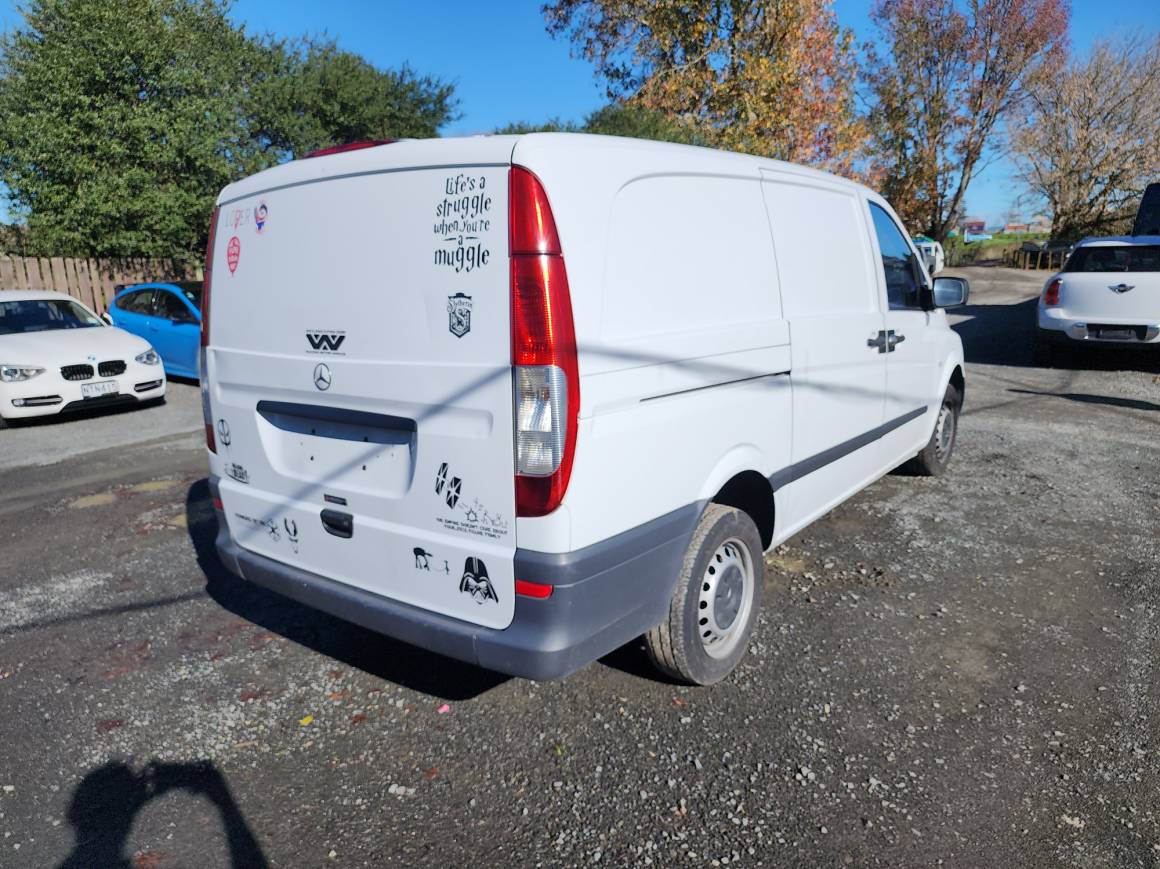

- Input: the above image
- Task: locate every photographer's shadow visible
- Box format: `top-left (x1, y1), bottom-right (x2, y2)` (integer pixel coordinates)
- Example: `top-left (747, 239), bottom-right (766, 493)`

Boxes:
top-left (58, 760), bottom-right (266, 869)
top-left (186, 480), bottom-right (507, 702)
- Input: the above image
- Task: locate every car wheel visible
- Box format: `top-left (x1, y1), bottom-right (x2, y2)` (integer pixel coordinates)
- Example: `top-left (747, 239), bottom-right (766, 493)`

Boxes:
top-left (0, 415), bottom-right (8, 430)
top-left (904, 383), bottom-right (961, 477)
top-left (645, 504), bottom-right (764, 685)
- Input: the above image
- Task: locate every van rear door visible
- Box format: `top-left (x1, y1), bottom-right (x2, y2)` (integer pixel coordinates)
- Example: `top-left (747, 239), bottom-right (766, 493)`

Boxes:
top-left (206, 149), bottom-right (516, 630)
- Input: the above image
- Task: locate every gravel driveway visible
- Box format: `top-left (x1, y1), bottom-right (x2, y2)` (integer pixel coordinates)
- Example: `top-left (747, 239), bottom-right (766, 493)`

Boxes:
top-left (1, 265), bottom-right (1157, 867)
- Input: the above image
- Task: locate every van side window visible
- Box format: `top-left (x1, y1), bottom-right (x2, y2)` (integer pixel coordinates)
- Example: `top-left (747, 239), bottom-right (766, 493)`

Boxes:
top-left (869, 204), bottom-right (921, 309)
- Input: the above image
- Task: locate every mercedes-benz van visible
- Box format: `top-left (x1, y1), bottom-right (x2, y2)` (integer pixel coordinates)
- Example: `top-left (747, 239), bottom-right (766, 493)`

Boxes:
top-left (202, 134), bottom-right (967, 684)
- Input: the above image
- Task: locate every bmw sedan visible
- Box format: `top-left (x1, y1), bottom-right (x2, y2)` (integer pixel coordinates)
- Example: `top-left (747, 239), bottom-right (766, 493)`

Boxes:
top-left (0, 290), bottom-right (166, 428)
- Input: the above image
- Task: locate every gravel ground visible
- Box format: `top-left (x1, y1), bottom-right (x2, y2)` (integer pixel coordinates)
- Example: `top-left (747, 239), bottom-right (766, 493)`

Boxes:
top-left (0, 265), bottom-right (1157, 868)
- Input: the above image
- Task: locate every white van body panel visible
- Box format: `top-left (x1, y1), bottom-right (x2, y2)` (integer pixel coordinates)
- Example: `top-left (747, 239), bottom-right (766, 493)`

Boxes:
top-left (509, 136), bottom-right (791, 552)
top-left (205, 133), bottom-right (964, 679)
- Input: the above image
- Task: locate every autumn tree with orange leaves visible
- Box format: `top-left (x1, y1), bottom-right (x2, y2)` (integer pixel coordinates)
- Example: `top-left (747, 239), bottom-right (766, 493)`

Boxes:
top-left (865, 0), bottom-right (1069, 242)
top-left (544, 0), bottom-right (867, 176)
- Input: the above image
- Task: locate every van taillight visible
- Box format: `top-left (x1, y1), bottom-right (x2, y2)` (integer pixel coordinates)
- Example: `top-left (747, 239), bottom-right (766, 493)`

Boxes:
top-left (202, 206), bottom-right (219, 453)
top-left (510, 166), bottom-right (578, 517)
top-left (1044, 278), bottom-right (1062, 306)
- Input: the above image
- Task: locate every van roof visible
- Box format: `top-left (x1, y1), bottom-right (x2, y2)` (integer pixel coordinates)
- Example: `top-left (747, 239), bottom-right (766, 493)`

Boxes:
top-left (216, 133), bottom-right (875, 207)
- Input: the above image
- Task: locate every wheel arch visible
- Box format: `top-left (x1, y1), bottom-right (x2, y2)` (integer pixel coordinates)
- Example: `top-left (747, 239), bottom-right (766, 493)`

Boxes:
top-left (709, 470), bottom-right (775, 551)
top-left (949, 364), bottom-right (965, 407)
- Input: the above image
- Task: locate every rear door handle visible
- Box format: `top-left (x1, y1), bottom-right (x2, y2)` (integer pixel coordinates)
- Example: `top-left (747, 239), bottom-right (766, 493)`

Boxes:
top-left (320, 509), bottom-right (353, 539)
top-left (867, 331), bottom-right (888, 353)
top-left (887, 331), bottom-right (905, 350)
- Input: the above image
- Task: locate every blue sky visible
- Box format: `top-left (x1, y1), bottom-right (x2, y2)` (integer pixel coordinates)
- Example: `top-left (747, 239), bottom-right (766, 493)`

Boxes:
top-left (1, 0), bottom-right (1158, 226)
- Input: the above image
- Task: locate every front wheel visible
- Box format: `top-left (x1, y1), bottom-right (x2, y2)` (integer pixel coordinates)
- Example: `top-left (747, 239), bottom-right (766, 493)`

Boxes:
top-left (904, 383), bottom-right (960, 476)
top-left (645, 504), bottom-right (764, 685)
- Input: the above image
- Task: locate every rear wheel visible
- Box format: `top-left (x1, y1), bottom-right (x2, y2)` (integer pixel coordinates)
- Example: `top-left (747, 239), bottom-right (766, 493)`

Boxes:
top-left (646, 504), bottom-right (764, 685)
top-left (904, 383), bottom-right (960, 477)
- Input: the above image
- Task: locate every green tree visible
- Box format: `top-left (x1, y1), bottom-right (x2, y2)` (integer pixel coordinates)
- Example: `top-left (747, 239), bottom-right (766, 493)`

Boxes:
top-left (254, 40), bottom-right (457, 158)
top-left (0, 0), bottom-right (455, 258)
top-left (495, 102), bottom-right (704, 145)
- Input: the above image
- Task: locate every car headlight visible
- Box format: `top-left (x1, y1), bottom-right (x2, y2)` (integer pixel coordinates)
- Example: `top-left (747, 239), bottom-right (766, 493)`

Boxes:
top-left (0, 365), bottom-right (45, 383)
top-left (135, 349), bottom-right (160, 366)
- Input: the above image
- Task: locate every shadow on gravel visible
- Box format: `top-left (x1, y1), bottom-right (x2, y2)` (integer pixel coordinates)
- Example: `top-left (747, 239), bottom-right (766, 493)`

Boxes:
top-left (950, 298), bottom-right (1038, 367)
top-left (186, 479), bottom-right (507, 702)
top-left (1008, 388), bottom-right (1160, 413)
top-left (58, 760), bottom-right (266, 869)
top-left (598, 638), bottom-right (682, 684)
top-left (952, 296), bottom-right (1160, 373)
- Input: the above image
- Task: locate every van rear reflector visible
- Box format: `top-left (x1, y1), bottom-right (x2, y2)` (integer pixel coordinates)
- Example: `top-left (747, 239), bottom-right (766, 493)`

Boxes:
top-left (515, 579), bottom-right (554, 599)
top-left (509, 167), bottom-right (578, 517)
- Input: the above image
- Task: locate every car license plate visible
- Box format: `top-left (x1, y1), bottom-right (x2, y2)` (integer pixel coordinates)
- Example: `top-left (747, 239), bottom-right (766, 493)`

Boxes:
top-left (1096, 328), bottom-right (1134, 341)
top-left (81, 380), bottom-right (119, 399)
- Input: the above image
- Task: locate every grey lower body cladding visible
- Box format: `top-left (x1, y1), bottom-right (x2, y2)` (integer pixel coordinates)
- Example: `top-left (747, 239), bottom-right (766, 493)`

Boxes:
top-left (206, 407), bottom-right (929, 679)
top-left (210, 476), bottom-right (700, 680)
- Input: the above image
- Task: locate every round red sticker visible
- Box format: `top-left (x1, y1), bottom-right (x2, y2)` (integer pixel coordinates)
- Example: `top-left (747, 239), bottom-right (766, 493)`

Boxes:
top-left (226, 236), bottom-right (241, 274)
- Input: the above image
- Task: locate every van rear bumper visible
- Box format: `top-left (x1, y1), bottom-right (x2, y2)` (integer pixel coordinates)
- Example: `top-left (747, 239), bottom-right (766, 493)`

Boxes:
top-left (210, 478), bottom-right (700, 680)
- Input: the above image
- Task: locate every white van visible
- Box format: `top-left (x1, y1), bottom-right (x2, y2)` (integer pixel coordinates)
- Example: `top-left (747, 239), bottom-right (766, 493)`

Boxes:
top-left (202, 134), bottom-right (967, 684)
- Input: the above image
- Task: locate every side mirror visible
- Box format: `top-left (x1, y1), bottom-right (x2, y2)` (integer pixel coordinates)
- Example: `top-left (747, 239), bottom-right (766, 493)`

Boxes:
top-left (933, 276), bottom-right (969, 308)
top-left (100, 311), bottom-right (114, 326)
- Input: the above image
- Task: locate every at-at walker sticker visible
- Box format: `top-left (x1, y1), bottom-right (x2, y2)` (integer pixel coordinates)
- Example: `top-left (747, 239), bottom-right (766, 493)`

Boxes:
top-left (412, 547), bottom-right (451, 575)
top-left (433, 174), bottom-right (492, 274)
top-left (433, 462), bottom-right (509, 540)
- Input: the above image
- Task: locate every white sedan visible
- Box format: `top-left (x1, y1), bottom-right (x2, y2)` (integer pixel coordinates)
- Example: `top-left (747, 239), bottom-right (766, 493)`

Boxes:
top-left (1035, 236), bottom-right (1160, 363)
top-left (0, 290), bottom-right (166, 427)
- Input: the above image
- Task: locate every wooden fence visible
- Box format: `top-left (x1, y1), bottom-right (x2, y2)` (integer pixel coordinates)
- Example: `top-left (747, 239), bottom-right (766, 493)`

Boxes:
top-left (0, 255), bottom-right (202, 313)
top-left (1003, 247), bottom-right (1069, 271)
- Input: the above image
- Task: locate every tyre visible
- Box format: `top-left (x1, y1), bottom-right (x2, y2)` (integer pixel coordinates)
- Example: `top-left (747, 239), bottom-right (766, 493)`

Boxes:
top-left (0, 415), bottom-right (8, 430)
top-left (645, 504), bottom-right (764, 685)
top-left (904, 383), bottom-right (960, 476)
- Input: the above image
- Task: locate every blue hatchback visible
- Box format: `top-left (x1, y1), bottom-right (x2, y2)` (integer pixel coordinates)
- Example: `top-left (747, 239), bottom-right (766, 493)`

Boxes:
top-left (108, 282), bottom-right (202, 379)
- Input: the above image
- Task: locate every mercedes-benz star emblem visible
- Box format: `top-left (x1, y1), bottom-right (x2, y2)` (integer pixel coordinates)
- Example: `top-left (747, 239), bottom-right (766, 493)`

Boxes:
top-left (216, 418), bottom-right (231, 447)
top-left (313, 363), bottom-right (332, 391)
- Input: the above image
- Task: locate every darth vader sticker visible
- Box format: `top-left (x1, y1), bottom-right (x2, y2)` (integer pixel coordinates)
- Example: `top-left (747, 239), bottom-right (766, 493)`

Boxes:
top-left (447, 293), bottom-right (472, 338)
top-left (459, 557), bottom-right (498, 605)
